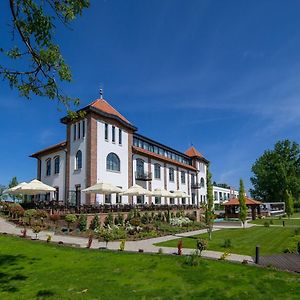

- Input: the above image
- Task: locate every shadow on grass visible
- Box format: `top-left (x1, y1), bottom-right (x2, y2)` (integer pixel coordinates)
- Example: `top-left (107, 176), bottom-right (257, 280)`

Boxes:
top-left (36, 289), bottom-right (56, 299)
top-left (0, 254), bottom-right (29, 294)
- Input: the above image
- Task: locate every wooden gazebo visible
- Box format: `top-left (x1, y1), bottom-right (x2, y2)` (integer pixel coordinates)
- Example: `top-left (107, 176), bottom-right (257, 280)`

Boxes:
top-left (223, 197), bottom-right (262, 220)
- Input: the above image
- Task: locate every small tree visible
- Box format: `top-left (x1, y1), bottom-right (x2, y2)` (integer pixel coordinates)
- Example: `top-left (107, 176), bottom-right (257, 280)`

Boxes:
top-left (285, 190), bottom-right (294, 219)
top-left (239, 179), bottom-right (247, 228)
top-left (196, 239), bottom-right (208, 256)
top-left (24, 209), bottom-right (37, 226)
top-left (65, 214), bottom-right (77, 231)
top-left (78, 214), bottom-right (87, 231)
top-left (90, 214), bottom-right (100, 231)
top-left (8, 176), bottom-right (22, 202)
top-left (32, 224), bottom-right (41, 239)
top-left (49, 213), bottom-right (60, 229)
top-left (98, 228), bottom-right (113, 248)
top-left (205, 166), bottom-right (214, 240)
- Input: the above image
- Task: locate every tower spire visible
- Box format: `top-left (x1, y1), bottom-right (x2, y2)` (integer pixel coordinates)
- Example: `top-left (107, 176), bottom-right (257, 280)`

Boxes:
top-left (99, 87), bottom-right (103, 99)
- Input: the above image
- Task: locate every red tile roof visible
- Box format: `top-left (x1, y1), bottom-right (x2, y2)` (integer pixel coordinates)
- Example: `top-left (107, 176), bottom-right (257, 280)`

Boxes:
top-left (30, 141), bottom-right (67, 158)
top-left (132, 146), bottom-right (197, 171)
top-left (223, 197), bottom-right (262, 206)
top-left (90, 98), bottom-right (131, 124)
top-left (185, 146), bottom-right (204, 158)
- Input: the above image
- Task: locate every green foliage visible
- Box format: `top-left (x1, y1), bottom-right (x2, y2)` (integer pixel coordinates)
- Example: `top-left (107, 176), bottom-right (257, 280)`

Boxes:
top-left (64, 214), bottom-right (77, 229)
top-left (239, 179), bottom-right (247, 228)
top-left (24, 209), bottom-right (37, 225)
top-left (264, 221), bottom-right (270, 227)
top-left (78, 214), bottom-right (87, 231)
top-left (90, 214), bottom-right (100, 231)
top-left (184, 250), bottom-right (201, 266)
top-left (119, 239), bottom-right (126, 251)
top-left (284, 190), bottom-right (294, 218)
top-left (250, 140), bottom-right (300, 202)
top-left (1, 0), bottom-right (90, 110)
top-left (32, 224), bottom-right (41, 239)
top-left (8, 176), bottom-right (22, 201)
top-left (196, 239), bottom-right (208, 255)
top-left (206, 165), bottom-right (214, 240)
top-left (219, 252), bottom-right (230, 260)
top-left (104, 212), bottom-right (114, 227)
top-left (222, 238), bottom-right (232, 248)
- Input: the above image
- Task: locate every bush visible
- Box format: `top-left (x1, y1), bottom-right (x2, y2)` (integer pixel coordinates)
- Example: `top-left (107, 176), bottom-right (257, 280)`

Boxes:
top-left (264, 221), bottom-right (270, 227)
top-left (196, 239), bottom-right (208, 256)
top-left (184, 250), bottom-right (200, 266)
top-left (269, 219), bottom-right (274, 225)
top-left (78, 214), bottom-right (87, 231)
top-left (49, 213), bottom-right (60, 226)
top-left (104, 213), bottom-right (114, 227)
top-left (223, 238), bottom-right (232, 248)
top-left (130, 217), bottom-right (141, 227)
top-left (119, 239), bottom-right (126, 251)
top-left (294, 227), bottom-right (300, 236)
top-left (283, 236), bottom-right (300, 253)
top-left (90, 214), bottom-right (100, 231)
top-left (24, 209), bottom-right (37, 225)
top-left (65, 214), bottom-right (77, 230)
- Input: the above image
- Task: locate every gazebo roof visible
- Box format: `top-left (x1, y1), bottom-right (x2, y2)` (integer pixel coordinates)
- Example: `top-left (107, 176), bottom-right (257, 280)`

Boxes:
top-left (223, 197), bottom-right (262, 206)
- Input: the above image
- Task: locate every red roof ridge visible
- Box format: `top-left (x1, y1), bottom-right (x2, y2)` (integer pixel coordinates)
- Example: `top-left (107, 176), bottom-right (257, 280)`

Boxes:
top-left (224, 197), bottom-right (262, 205)
top-left (30, 141), bottom-right (67, 158)
top-left (185, 146), bottom-right (204, 158)
top-left (89, 98), bottom-right (131, 124)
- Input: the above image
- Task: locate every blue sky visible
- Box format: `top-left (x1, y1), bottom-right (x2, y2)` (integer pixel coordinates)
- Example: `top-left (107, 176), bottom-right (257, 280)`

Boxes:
top-left (1, 0), bottom-right (300, 191)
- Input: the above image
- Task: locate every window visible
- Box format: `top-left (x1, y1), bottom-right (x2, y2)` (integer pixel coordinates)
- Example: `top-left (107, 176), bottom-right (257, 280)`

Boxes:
top-left (75, 150), bottom-right (82, 170)
top-left (105, 123), bottom-right (108, 140)
top-left (181, 171), bottom-right (186, 184)
top-left (116, 194), bottom-right (122, 204)
top-left (105, 194), bottom-right (111, 204)
top-left (214, 191), bottom-right (218, 200)
top-left (155, 197), bottom-right (161, 205)
top-left (106, 153), bottom-right (120, 171)
top-left (78, 122), bottom-right (81, 139)
top-left (75, 185), bottom-right (81, 207)
top-left (82, 120), bottom-right (85, 137)
top-left (182, 198), bottom-right (186, 205)
top-left (191, 174), bottom-right (195, 184)
top-left (73, 124), bottom-right (76, 141)
top-left (112, 126), bottom-right (115, 142)
top-left (137, 195), bottom-right (144, 204)
top-left (54, 187), bottom-right (59, 201)
top-left (192, 193), bottom-right (195, 205)
top-left (46, 159), bottom-right (51, 176)
top-left (154, 164), bottom-right (161, 179)
top-left (169, 168), bottom-right (174, 182)
top-left (119, 129), bottom-right (122, 145)
top-left (200, 177), bottom-right (205, 187)
top-left (136, 159), bottom-right (144, 176)
top-left (170, 198), bottom-right (175, 205)
top-left (54, 156), bottom-right (60, 174)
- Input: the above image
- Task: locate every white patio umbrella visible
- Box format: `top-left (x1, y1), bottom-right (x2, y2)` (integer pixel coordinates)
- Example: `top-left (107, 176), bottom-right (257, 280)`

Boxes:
top-left (15, 179), bottom-right (56, 195)
top-left (82, 182), bottom-right (123, 194)
top-left (151, 188), bottom-right (174, 198)
top-left (172, 190), bottom-right (191, 198)
top-left (2, 182), bottom-right (27, 195)
top-left (120, 184), bottom-right (152, 196)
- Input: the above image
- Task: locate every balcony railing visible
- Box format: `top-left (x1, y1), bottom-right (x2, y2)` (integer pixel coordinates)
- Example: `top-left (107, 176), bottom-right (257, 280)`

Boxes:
top-left (191, 182), bottom-right (201, 189)
top-left (135, 171), bottom-right (152, 181)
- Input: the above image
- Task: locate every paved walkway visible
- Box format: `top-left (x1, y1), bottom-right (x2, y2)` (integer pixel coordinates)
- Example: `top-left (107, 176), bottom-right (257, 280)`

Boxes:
top-left (0, 217), bottom-right (254, 263)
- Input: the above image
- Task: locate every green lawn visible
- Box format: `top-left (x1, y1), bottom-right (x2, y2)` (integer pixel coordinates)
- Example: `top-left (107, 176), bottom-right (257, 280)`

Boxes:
top-left (251, 218), bottom-right (300, 226)
top-left (155, 227), bottom-right (300, 256)
top-left (0, 235), bottom-right (299, 299)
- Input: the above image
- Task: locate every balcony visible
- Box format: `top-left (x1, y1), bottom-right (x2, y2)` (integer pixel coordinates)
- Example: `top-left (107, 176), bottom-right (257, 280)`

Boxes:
top-left (191, 182), bottom-right (201, 189)
top-left (135, 171), bottom-right (152, 181)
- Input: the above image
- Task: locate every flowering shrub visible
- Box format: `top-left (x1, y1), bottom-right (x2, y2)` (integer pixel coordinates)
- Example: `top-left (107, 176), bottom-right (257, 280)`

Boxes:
top-left (170, 217), bottom-right (192, 227)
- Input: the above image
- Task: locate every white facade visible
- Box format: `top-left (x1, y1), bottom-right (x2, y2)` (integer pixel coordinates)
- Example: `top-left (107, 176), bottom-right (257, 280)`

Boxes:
top-left (31, 98), bottom-right (209, 207)
top-left (39, 149), bottom-right (66, 201)
top-left (213, 185), bottom-right (239, 205)
top-left (69, 120), bottom-right (87, 204)
top-left (96, 120), bottom-right (129, 205)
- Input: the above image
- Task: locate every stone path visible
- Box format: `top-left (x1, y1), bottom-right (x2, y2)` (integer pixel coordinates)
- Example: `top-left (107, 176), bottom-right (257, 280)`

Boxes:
top-left (0, 217), bottom-right (254, 263)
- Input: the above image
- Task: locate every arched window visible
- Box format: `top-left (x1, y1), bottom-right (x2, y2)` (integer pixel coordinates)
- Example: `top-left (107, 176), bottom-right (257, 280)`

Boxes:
top-left (75, 150), bottom-right (82, 170)
top-left (54, 156), bottom-right (60, 174)
top-left (46, 159), bottom-right (51, 176)
top-left (154, 163), bottom-right (161, 179)
top-left (200, 177), bottom-right (205, 187)
top-left (106, 152), bottom-right (120, 171)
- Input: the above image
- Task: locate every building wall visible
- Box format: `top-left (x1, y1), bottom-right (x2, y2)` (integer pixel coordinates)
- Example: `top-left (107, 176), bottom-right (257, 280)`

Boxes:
top-left (39, 149), bottom-right (66, 201)
top-left (96, 120), bottom-right (129, 204)
top-left (69, 119), bottom-right (87, 204)
top-left (213, 185), bottom-right (239, 205)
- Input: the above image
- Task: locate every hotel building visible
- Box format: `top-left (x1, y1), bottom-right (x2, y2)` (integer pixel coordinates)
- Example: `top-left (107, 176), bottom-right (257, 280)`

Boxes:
top-left (30, 98), bottom-right (209, 206)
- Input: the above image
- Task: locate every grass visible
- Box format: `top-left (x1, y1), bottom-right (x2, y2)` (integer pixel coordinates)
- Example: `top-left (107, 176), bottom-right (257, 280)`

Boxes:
top-left (251, 218), bottom-right (300, 226)
top-left (0, 235), bottom-right (299, 299)
top-left (155, 227), bottom-right (300, 256)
